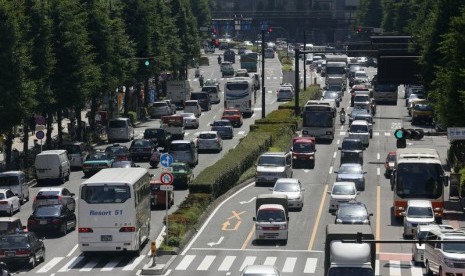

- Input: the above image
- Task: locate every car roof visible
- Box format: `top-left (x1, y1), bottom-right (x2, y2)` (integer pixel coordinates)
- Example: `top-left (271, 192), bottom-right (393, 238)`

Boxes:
top-left (181, 113), bottom-right (195, 117)
top-left (339, 201), bottom-right (367, 208)
top-left (333, 181), bottom-right (357, 187)
top-left (171, 140), bottom-right (191, 144)
top-left (407, 200), bottom-right (432, 207)
top-left (242, 265), bottom-right (278, 274)
top-left (275, 178), bottom-right (299, 184)
top-left (38, 187), bottom-right (63, 192)
top-left (339, 163), bottom-right (362, 168)
top-left (350, 120), bottom-right (369, 126)
top-left (261, 152), bottom-right (287, 157)
top-left (185, 100), bottom-right (199, 103)
top-left (199, 131), bottom-right (218, 135)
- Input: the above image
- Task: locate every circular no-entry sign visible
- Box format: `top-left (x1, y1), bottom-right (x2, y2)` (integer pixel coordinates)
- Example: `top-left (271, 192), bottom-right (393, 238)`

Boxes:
top-left (160, 172), bottom-right (174, 185)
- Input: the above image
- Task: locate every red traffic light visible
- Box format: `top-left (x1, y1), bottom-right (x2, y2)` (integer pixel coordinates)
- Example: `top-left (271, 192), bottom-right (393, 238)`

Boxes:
top-left (357, 27), bottom-right (362, 33)
top-left (268, 27), bottom-right (272, 33)
top-left (211, 28), bottom-right (217, 35)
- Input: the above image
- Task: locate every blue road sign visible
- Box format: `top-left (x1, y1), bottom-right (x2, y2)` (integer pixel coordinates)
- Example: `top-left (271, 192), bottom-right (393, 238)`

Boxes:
top-left (160, 153), bottom-right (173, 167)
top-left (36, 130), bottom-right (45, 140)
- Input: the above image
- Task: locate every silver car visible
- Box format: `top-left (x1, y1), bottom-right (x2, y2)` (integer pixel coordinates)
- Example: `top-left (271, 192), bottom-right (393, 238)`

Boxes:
top-left (241, 265), bottom-right (280, 276)
top-left (327, 182), bottom-right (358, 212)
top-left (180, 113), bottom-right (199, 129)
top-left (270, 178), bottom-right (305, 211)
top-left (150, 101), bottom-right (171, 118)
top-left (348, 120), bottom-right (370, 147)
top-left (196, 131), bottom-right (223, 153)
top-left (403, 200), bottom-right (435, 239)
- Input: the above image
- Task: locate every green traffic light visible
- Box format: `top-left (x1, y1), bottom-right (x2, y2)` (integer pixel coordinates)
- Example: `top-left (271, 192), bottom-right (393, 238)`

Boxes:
top-left (145, 60), bottom-right (150, 66)
top-left (394, 129), bottom-right (404, 139)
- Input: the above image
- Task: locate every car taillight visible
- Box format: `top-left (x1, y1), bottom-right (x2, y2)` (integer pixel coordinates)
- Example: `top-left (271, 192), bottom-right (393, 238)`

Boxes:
top-left (52, 219), bottom-right (61, 224)
top-left (28, 218), bottom-right (37, 225)
top-left (79, 228), bottom-right (93, 233)
top-left (16, 249), bottom-right (31, 256)
top-left (0, 201), bottom-right (8, 205)
top-left (119, 226), bottom-right (135, 232)
top-left (57, 196), bottom-right (63, 203)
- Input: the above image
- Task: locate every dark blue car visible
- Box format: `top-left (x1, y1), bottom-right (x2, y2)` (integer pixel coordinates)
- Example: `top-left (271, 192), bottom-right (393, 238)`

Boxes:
top-left (210, 120), bottom-right (234, 139)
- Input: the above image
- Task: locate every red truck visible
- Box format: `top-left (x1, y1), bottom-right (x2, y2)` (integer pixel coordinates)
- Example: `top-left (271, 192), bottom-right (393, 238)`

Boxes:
top-left (291, 137), bottom-right (316, 168)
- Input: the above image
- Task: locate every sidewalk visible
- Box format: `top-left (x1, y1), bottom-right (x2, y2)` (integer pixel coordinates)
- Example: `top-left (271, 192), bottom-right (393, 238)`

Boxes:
top-left (0, 111), bottom-right (88, 166)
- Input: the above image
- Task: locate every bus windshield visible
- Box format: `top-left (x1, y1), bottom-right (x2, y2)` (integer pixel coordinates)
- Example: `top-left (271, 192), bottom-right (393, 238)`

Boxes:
top-left (81, 185), bottom-right (131, 204)
top-left (303, 111), bottom-right (334, 127)
top-left (396, 163), bottom-right (443, 199)
top-left (326, 67), bottom-right (345, 75)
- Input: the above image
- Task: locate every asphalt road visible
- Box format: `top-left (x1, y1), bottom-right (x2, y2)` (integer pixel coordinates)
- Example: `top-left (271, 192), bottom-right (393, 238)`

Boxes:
top-left (11, 50), bottom-right (296, 276)
top-left (163, 67), bottom-right (463, 276)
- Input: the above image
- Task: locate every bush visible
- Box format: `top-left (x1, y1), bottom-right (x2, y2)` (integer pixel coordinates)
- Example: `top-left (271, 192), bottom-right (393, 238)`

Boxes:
top-left (127, 112), bottom-right (137, 125)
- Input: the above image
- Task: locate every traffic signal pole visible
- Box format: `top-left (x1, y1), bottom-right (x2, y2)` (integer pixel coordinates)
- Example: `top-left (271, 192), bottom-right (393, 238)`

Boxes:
top-left (261, 29), bottom-right (266, 119)
top-left (294, 48), bottom-right (300, 116)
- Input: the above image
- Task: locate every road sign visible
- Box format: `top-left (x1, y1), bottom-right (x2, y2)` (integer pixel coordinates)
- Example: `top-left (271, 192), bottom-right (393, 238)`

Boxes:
top-left (160, 172), bottom-right (174, 185)
top-left (36, 115), bottom-right (45, 125)
top-left (160, 185), bottom-right (174, 191)
top-left (161, 167), bottom-right (173, 172)
top-left (35, 130), bottom-right (45, 140)
top-left (35, 124), bottom-right (45, 131)
top-left (160, 153), bottom-right (173, 167)
top-left (448, 127), bottom-right (465, 140)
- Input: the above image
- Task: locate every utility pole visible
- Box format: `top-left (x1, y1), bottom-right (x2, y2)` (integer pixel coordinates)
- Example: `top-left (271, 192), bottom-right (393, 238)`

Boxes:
top-left (261, 29), bottom-right (266, 118)
top-left (303, 31), bottom-right (307, 90)
top-left (294, 48), bottom-right (300, 116)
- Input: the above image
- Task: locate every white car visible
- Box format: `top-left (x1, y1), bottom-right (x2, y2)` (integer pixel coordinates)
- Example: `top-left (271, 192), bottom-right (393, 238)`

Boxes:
top-left (403, 200), bottom-right (435, 239)
top-left (183, 100), bottom-right (202, 117)
top-left (327, 182), bottom-right (358, 212)
top-left (196, 131), bottom-right (223, 153)
top-left (180, 113), bottom-right (199, 129)
top-left (0, 189), bottom-right (20, 216)
top-left (32, 187), bottom-right (76, 212)
top-left (412, 224), bottom-right (454, 265)
top-left (269, 178), bottom-right (305, 211)
top-left (348, 120), bottom-right (370, 147)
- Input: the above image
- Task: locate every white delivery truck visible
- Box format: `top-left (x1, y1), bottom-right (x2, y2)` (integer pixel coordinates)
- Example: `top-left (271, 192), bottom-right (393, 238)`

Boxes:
top-left (166, 80), bottom-right (191, 109)
top-left (253, 194), bottom-right (289, 244)
top-left (325, 54), bottom-right (348, 87)
top-left (324, 224), bottom-right (375, 276)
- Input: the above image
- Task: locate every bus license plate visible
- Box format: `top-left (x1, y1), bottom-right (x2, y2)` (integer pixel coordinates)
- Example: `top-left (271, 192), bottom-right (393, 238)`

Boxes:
top-left (101, 235), bottom-right (112, 242)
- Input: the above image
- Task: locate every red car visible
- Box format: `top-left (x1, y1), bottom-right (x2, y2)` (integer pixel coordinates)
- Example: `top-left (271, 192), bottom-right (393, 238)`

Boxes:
top-left (221, 109), bottom-right (243, 127)
top-left (291, 137), bottom-right (316, 168)
top-left (384, 151), bottom-right (396, 176)
top-left (150, 180), bottom-right (174, 209)
top-left (350, 84), bottom-right (371, 106)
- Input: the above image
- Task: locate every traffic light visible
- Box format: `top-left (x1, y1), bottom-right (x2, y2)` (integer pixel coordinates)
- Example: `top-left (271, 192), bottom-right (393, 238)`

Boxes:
top-left (211, 28), bottom-right (217, 36)
top-left (394, 128), bottom-right (425, 148)
top-left (357, 27), bottom-right (362, 33)
top-left (267, 27), bottom-right (272, 33)
top-left (144, 57), bottom-right (156, 66)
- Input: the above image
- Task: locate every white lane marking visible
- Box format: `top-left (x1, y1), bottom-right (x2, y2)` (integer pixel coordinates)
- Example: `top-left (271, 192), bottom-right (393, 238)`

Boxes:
top-left (329, 166), bottom-right (333, 174)
top-left (58, 256), bottom-right (84, 272)
top-left (410, 261), bottom-right (423, 276)
top-left (282, 257), bottom-right (297, 273)
top-left (123, 255), bottom-right (146, 271)
top-left (176, 255), bottom-right (196, 270)
top-left (240, 197), bottom-right (256, 204)
top-left (66, 244), bottom-right (78, 257)
top-left (336, 139), bottom-right (340, 145)
top-left (37, 257), bottom-right (64, 273)
top-left (375, 260), bottom-right (380, 276)
top-left (136, 269), bottom-right (142, 275)
top-left (263, 256), bottom-right (277, 266)
top-left (239, 256), bottom-right (256, 271)
top-left (303, 169), bottom-right (310, 173)
top-left (389, 260), bottom-right (401, 276)
top-left (218, 256), bottom-right (236, 271)
top-left (238, 131), bottom-right (245, 135)
top-left (333, 152), bottom-right (337, 159)
top-left (101, 256), bottom-right (123, 271)
top-left (385, 132), bottom-right (391, 136)
top-left (303, 258), bottom-right (317, 273)
top-left (340, 126), bottom-right (344, 130)
top-left (377, 153), bottom-right (380, 160)
top-left (377, 168), bottom-right (381, 176)
top-left (197, 255), bottom-right (216, 270)
top-left (374, 132), bottom-right (380, 136)
top-left (267, 90), bottom-right (273, 93)
top-left (273, 77), bottom-right (278, 79)
top-left (340, 131), bottom-right (346, 136)
top-left (80, 257), bottom-right (100, 272)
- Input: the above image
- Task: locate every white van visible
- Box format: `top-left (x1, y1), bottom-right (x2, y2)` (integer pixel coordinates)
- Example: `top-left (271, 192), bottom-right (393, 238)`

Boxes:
top-left (35, 150), bottom-right (71, 184)
top-left (62, 142), bottom-right (88, 169)
top-left (255, 152), bottom-right (293, 186)
top-left (107, 118), bottom-right (134, 143)
top-left (0, 171), bottom-right (29, 204)
top-left (424, 228), bottom-right (465, 275)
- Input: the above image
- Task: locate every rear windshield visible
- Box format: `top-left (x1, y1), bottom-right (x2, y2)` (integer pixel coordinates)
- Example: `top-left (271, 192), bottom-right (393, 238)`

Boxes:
top-left (108, 120), bottom-right (127, 128)
top-left (190, 93), bottom-right (208, 100)
top-left (185, 101), bottom-right (198, 106)
top-left (81, 185), bottom-right (131, 204)
top-left (170, 143), bottom-right (191, 151)
top-left (354, 95), bottom-right (369, 102)
top-left (350, 125), bottom-right (368, 133)
top-left (0, 235), bottom-right (29, 247)
top-left (341, 140), bottom-right (362, 150)
top-left (199, 133), bottom-right (217, 139)
top-left (226, 83), bottom-right (249, 91)
top-left (34, 206), bottom-right (61, 216)
top-left (201, 87), bottom-right (218, 94)
top-left (258, 156), bottom-right (285, 166)
top-left (153, 102), bottom-right (168, 107)
top-left (0, 176), bottom-right (18, 187)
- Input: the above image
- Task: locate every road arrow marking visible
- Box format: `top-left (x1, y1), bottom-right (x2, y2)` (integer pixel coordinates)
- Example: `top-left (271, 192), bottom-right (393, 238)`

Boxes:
top-left (222, 220), bottom-right (242, 231)
top-left (240, 197), bottom-right (256, 204)
top-left (207, 236), bottom-right (224, 247)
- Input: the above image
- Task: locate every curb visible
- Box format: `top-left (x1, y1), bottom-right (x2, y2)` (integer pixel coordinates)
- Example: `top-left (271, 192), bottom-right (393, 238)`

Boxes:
top-left (141, 255), bottom-right (176, 275)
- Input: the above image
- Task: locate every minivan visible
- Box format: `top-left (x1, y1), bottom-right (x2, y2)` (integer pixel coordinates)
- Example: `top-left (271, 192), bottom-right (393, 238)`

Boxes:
top-left (0, 171), bottom-right (29, 204)
top-left (0, 217), bottom-right (25, 235)
top-left (107, 118), bottom-right (134, 143)
top-left (201, 86), bottom-right (220, 104)
top-left (62, 142), bottom-right (88, 170)
top-left (35, 150), bottom-right (71, 184)
top-left (190, 92), bottom-right (211, 111)
top-left (424, 228), bottom-right (465, 275)
top-left (168, 140), bottom-right (198, 167)
top-left (255, 152), bottom-right (293, 186)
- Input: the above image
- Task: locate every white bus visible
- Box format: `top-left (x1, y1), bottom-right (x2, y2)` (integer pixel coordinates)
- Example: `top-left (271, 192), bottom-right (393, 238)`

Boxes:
top-left (302, 100), bottom-right (336, 140)
top-left (78, 168), bottom-right (151, 255)
top-left (224, 78), bottom-right (254, 117)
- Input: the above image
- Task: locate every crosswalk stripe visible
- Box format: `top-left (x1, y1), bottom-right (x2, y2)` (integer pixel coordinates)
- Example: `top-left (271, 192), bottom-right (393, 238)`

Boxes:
top-left (389, 260), bottom-right (401, 276)
top-left (263, 257), bottom-right (277, 266)
top-left (240, 256), bottom-right (256, 271)
top-left (374, 132), bottom-right (380, 136)
top-left (37, 257), bottom-right (64, 273)
top-left (411, 262), bottom-right (423, 276)
top-left (58, 256), bottom-right (84, 272)
top-left (123, 255), bottom-right (146, 271)
top-left (80, 257), bottom-right (100, 272)
top-left (238, 131), bottom-right (245, 135)
top-left (385, 132), bottom-right (391, 136)
top-left (176, 255), bottom-right (196, 270)
top-left (340, 131), bottom-right (346, 135)
top-left (218, 256), bottom-right (236, 271)
top-left (197, 255), bottom-right (216, 271)
top-left (101, 256), bottom-right (123, 271)
top-left (282, 257), bottom-right (297, 273)
top-left (303, 258), bottom-right (317, 273)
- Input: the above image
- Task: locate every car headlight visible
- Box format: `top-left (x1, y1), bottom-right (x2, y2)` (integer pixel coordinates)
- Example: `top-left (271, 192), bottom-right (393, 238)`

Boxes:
top-left (362, 219), bottom-right (369, 224)
top-left (336, 219), bottom-right (342, 223)
top-left (256, 225), bottom-right (262, 230)
top-left (279, 225), bottom-right (287, 230)
top-left (444, 258), bottom-right (455, 268)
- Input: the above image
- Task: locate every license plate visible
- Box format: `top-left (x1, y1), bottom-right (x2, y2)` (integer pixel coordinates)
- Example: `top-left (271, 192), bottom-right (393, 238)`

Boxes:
top-left (101, 235), bottom-right (112, 241)
top-left (40, 220), bottom-right (47, 224)
top-left (5, 252), bottom-right (15, 257)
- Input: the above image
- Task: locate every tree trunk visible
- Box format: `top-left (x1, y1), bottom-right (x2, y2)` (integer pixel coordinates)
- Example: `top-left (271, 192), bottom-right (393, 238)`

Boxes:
top-left (76, 106), bottom-right (83, 141)
top-left (90, 97), bottom-right (97, 131)
top-left (45, 111), bottom-right (53, 149)
top-left (22, 121), bottom-right (29, 163)
top-left (57, 109), bottom-right (63, 146)
top-left (4, 132), bottom-right (13, 171)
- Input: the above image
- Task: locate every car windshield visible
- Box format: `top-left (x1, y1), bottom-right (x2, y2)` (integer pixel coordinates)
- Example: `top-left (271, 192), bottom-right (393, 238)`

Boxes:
top-left (350, 125), bottom-right (368, 133)
top-left (355, 72), bottom-right (367, 78)
top-left (132, 140), bottom-right (151, 147)
top-left (406, 206), bottom-right (433, 218)
top-left (256, 209), bottom-right (285, 222)
top-left (86, 153), bottom-right (110, 161)
top-left (339, 165), bottom-right (362, 174)
top-left (108, 120), bottom-right (126, 128)
top-left (81, 185), bottom-right (131, 204)
top-left (341, 140), bottom-right (362, 150)
top-left (396, 163), bottom-right (443, 199)
top-left (185, 101), bottom-right (198, 106)
top-left (106, 147), bottom-right (127, 155)
top-left (170, 143), bottom-right (191, 151)
top-left (37, 190), bottom-right (60, 197)
top-left (338, 205), bottom-right (367, 217)
top-left (199, 133), bottom-right (217, 139)
top-left (387, 154), bottom-right (396, 162)
top-left (354, 95), bottom-right (369, 102)
top-left (213, 121), bottom-right (231, 127)
top-left (182, 113), bottom-right (195, 118)
top-left (414, 104), bottom-right (433, 111)
top-left (34, 206), bottom-right (61, 216)
top-left (225, 83), bottom-right (248, 90)
top-left (111, 161), bottom-right (133, 168)
top-left (172, 164), bottom-right (187, 172)
top-left (293, 143), bottom-right (314, 153)
top-left (332, 185), bottom-right (356, 195)
top-left (258, 156), bottom-right (285, 166)
top-left (443, 241), bottom-right (465, 253)
top-left (274, 182), bottom-right (300, 192)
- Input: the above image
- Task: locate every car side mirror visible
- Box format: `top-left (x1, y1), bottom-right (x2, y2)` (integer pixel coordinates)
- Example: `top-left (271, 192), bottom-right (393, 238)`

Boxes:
top-left (327, 191), bottom-right (331, 194)
top-left (444, 175), bottom-right (449, 187)
top-left (71, 193), bottom-right (75, 197)
top-left (369, 213), bottom-right (373, 217)
top-left (364, 172), bottom-right (367, 174)
top-left (333, 171), bottom-right (338, 174)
